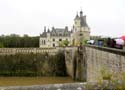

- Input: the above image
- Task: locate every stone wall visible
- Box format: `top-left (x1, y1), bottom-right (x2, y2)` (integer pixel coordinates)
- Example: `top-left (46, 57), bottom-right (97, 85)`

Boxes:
top-left (0, 48), bottom-right (57, 55)
top-left (1, 46), bottom-right (125, 82)
top-left (0, 83), bottom-right (86, 90)
top-left (86, 45), bottom-right (125, 82)
top-left (65, 45), bottom-right (125, 82)
top-left (65, 46), bottom-right (87, 81)
top-left (65, 47), bottom-right (77, 79)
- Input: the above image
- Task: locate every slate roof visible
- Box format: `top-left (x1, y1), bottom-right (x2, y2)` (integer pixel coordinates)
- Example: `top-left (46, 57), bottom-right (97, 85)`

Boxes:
top-left (40, 32), bottom-right (47, 37)
top-left (74, 11), bottom-right (88, 27)
top-left (40, 27), bottom-right (71, 37)
top-left (80, 15), bottom-right (88, 27)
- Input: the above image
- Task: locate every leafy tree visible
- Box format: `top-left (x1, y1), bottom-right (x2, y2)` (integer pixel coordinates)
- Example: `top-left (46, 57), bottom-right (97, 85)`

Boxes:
top-left (0, 34), bottom-right (39, 48)
top-left (62, 39), bottom-right (69, 46)
top-left (0, 42), bottom-right (4, 48)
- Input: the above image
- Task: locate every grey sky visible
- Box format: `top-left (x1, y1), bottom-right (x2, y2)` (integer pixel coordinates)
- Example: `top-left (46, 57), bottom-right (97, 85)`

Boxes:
top-left (0, 0), bottom-right (125, 37)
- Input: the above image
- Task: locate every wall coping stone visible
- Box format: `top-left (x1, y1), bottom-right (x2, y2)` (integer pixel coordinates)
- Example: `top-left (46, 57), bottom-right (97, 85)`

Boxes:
top-left (85, 45), bottom-right (125, 56)
top-left (0, 83), bottom-right (86, 90)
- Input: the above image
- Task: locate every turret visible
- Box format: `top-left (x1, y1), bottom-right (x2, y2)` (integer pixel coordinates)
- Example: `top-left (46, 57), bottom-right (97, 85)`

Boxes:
top-left (80, 10), bottom-right (83, 17)
top-left (65, 26), bottom-right (68, 31)
top-left (72, 10), bottom-right (90, 46)
top-left (52, 26), bottom-right (55, 30)
top-left (47, 28), bottom-right (50, 37)
top-left (47, 28), bottom-right (50, 33)
top-left (74, 12), bottom-right (79, 20)
top-left (74, 12), bottom-right (80, 29)
top-left (44, 26), bottom-right (46, 32)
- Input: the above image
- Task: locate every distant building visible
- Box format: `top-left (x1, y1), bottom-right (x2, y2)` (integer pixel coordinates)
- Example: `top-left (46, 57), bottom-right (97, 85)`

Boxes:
top-left (39, 10), bottom-right (90, 48)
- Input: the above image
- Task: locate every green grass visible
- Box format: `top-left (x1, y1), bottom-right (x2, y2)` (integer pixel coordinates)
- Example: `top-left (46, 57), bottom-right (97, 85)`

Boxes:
top-left (0, 77), bottom-right (75, 86)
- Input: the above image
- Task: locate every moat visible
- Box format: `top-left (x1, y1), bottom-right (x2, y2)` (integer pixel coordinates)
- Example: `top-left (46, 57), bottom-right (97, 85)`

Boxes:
top-left (0, 77), bottom-right (75, 86)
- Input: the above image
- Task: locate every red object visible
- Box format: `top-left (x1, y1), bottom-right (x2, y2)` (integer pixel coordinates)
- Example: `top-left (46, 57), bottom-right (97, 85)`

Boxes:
top-left (121, 35), bottom-right (125, 41)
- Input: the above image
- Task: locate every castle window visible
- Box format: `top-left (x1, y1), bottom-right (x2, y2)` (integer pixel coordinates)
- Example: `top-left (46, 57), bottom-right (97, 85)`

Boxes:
top-left (53, 38), bottom-right (55, 41)
top-left (53, 43), bottom-right (55, 47)
top-left (79, 33), bottom-right (83, 36)
top-left (44, 40), bottom-right (46, 45)
top-left (59, 39), bottom-right (62, 41)
top-left (41, 40), bottom-right (43, 44)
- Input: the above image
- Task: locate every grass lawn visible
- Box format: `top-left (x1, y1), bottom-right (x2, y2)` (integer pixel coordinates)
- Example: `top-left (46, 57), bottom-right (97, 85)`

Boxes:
top-left (0, 77), bottom-right (75, 86)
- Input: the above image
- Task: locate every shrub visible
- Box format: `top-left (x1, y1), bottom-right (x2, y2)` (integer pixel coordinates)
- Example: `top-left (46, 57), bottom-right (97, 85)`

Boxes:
top-left (0, 52), bottom-right (67, 76)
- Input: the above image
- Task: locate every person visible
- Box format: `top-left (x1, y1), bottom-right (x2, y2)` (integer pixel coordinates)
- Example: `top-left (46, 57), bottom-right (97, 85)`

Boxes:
top-left (112, 39), bottom-right (116, 48)
top-left (97, 39), bottom-right (103, 47)
top-left (107, 38), bottom-right (111, 47)
top-left (123, 41), bottom-right (125, 50)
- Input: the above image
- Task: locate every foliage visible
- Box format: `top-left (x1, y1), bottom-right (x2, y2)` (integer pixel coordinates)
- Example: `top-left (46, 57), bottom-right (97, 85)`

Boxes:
top-left (100, 68), bottom-right (112, 80)
top-left (85, 66), bottom-right (125, 90)
top-left (0, 42), bottom-right (4, 48)
top-left (0, 52), bottom-right (67, 76)
top-left (0, 34), bottom-right (39, 48)
top-left (62, 40), bottom-right (69, 46)
top-left (58, 40), bottom-right (70, 47)
top-left (81, 39), bottom-right (87, 45)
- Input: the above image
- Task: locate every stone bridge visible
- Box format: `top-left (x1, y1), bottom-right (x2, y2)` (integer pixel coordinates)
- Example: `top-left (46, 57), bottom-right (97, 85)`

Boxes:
top-left (65, 45), bottom-right (125, 82)
top-left (0, 46), bottom-right (125, 82)
top-left (0, 46), bottom-right (125, 89)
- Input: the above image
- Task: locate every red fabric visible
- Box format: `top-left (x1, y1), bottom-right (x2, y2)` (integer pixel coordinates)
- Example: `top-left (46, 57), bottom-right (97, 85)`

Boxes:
top-left (121, 36), bottom-right (125, 41)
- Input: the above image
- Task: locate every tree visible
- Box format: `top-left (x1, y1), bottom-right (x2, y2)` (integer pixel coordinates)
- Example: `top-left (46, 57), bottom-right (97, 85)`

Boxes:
top-left (63, 39), bottom-right (69, 46)
top-left (0, 34), bottom-right (39, 48)
top-left (0, 42), bottom-right (4, 48)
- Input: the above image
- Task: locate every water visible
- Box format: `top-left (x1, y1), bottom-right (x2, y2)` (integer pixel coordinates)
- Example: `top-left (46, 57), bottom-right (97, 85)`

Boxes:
top-left (0, 77), bottom-right (75, 86)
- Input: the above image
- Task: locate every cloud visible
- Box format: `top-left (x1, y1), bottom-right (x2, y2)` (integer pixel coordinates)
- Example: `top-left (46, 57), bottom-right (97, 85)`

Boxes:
top-left (0, 0), bottom-right (124, 37)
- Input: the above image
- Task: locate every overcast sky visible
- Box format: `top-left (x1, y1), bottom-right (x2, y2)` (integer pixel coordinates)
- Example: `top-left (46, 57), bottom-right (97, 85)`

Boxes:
top-left (0, 0), bottom-right (125, 37)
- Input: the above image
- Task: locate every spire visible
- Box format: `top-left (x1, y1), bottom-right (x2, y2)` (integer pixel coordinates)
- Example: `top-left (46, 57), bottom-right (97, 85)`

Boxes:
top-left (80, 7), bottom-right (83, 16)
top-left (47, 28), bottom-right (50, 33)
top-left (52, 26), bottom-right (55, 30)
top-left (65, 26), bottom-right (68, 30)
top-left (44, 26), bottom-right (46, 32)
top-left (80, 10), bottom-right (83, 17)
top-left (74, 12), bottom-right (79, 20)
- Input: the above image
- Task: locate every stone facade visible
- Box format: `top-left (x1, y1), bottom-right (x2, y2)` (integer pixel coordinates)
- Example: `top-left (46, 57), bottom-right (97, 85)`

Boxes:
top-left (39, 11), bottom-right (90, 48)
top-left (40, 26), bottom-right (72, 48)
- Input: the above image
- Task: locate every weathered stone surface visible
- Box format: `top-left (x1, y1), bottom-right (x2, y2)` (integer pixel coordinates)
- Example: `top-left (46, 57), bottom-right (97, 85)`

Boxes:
top-left (65, 45), bottom-right (125, 82)
top-left (0, 83), bottom-right (86, 90)
top-left (0, 48), bottom-right (57, 55)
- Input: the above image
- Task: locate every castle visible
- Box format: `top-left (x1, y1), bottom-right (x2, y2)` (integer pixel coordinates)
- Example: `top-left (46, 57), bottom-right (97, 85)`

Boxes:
top-left (39, 10), bottom-right (90, 48)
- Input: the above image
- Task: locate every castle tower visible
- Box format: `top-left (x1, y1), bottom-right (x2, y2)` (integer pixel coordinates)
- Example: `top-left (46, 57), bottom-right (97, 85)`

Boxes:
top-left (72, 10), bottom-right (90, 46)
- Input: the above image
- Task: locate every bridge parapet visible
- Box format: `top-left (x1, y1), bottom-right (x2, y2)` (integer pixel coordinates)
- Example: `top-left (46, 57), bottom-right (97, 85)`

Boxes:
top-left (65, 45), bottom-right (125, 82)
top-left (0, 83), bottom-right (86, 90)
top-left (86, 45), bottom-right (125, 82)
